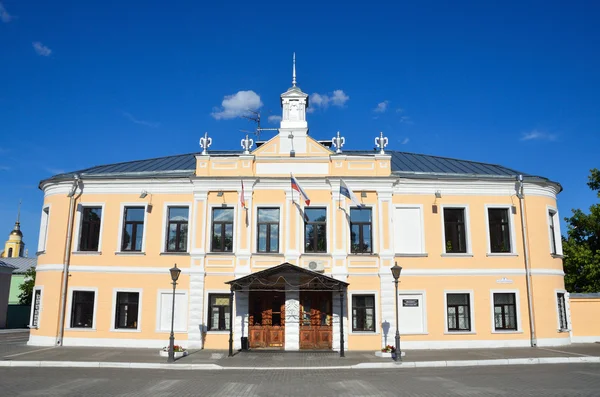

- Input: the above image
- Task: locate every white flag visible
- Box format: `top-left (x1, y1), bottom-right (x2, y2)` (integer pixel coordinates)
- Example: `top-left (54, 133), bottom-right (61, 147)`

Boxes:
top-left (340, 179), bottom-right (364, 207)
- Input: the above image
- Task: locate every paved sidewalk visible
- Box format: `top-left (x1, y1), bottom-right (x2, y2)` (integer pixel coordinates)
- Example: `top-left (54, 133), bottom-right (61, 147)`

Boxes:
top-left (2, 342), bottom-right (600, 370)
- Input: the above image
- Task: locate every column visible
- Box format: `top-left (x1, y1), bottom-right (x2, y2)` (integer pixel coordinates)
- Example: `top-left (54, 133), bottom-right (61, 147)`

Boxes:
top-left (234, 290), bottom-right (249, 350)
top-left (379, 272), bottom-right (395, 349)
top-left (332, 276), bottom-right (348, 352)
top-left (187, 261), bottom-right (205, 349)
top-left (284, 287), bottom-right (300, 351)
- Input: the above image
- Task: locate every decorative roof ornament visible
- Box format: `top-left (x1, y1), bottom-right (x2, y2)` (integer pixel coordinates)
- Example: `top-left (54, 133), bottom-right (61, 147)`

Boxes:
top-left (375, 131), bottom-right (388, 155)
top-left (241, 134), bottom-right (254, 154)
top-left (199, 132), bottom-right (212, 155)
top-left (292, 52), bottom-right (297, 87)
top-left (332, 131), bottom-right (345, 154)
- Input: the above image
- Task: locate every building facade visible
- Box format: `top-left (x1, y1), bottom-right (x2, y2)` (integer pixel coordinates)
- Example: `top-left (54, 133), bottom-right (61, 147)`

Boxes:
top-left (29, 68), bottom-right (570, 351)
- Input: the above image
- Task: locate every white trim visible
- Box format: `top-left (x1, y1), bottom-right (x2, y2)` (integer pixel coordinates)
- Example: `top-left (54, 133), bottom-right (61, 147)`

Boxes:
top-left (399, 338), bottom-right (570, 350)
top-left (28, 286), bottom-right (44, 329)
top-left (554, 289), bottom-right (569, 332)
top-left (161, 202), bottom-right (193, 253)
top-left (443, 290), bottom-right (476, 334)
top-left (37, 204), bottom-right (51, 253)
top-left (155, 289), bottom-right (189, 333)
top-left (347, 290), bottom-right (380, 335)
top-left (484, 204), bottom-right (518, 255)
top-left (490, 289), bottom-right (522, 333)
top-left (204, 290), bottom-right (232, 333)
top-left (571, 336), bottom-right (600, 343)
top-left (440, 204), bottom-right (472, 255)
top-left (116, 203), bottom-right (149, 253)
top-left (546, 206), bottom-right (563, 256)
top-left (28, 335), bottom-right (186, 348)
top-left (66, 287), bottom-right (99, 331)
top-left (206, 204), bottom-right (236, 254)
top-left (110, 288), bottom-right (143, 332)
top-left (253, 205), bottom-right (283, 254)
top-left (393, 204), bottom-right (426, 255)
top-left (397, 290), bottom-right (428, 335)
top-left (73, 203), bottom-right (105, 252)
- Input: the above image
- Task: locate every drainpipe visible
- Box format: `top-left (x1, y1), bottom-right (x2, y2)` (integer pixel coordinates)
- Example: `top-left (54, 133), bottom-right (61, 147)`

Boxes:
top-left (517, 174), bottom-right (537, 347)
top-left (56, 174), bottom-right (80, 346)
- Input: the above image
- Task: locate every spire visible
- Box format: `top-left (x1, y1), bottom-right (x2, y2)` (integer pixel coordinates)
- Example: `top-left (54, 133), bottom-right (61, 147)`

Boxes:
top-left (292, 52), bottom-right (296, 87)
top-left (16, 200), bottom-right (21, 224)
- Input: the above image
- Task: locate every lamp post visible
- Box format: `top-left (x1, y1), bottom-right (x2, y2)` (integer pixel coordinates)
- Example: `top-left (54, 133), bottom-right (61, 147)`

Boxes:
top-left (391, 262), bottom-right (402, 361)
top-left (167, 263), bottom-right (181, 363)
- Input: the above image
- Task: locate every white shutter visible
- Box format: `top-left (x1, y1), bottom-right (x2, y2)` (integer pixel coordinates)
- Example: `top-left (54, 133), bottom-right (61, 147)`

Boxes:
top-left (159, 292), bottom-right (188, 332)
top-left (394, 207), bottom-right (424, 254)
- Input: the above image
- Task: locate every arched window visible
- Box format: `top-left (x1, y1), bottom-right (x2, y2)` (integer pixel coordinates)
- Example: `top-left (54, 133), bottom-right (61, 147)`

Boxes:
top-left (7, 247), bottom-right (13, 257)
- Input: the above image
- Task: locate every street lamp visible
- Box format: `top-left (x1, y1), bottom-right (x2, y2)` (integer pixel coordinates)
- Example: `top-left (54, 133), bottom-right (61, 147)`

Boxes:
top-left (167, 263), bottom-right (181, 363)
top-left (391, 262), bottom-right (402, 361)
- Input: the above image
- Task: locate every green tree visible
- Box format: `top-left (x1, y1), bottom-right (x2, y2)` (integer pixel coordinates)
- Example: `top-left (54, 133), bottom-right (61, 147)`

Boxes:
top-left (18, 267), bottom-right (36, 305)
top-left (563, 169), bottom-right (600, 292)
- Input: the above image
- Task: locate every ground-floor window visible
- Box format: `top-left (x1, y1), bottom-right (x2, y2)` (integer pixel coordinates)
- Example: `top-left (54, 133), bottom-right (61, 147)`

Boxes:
top-left (352, 294), bottom-right (375, 332)
top-left (557, 292), bottom-right (568, 330)
top-left (208, 294), bottom-right (231, 331)
top-left (70, 290), bottom-right (95, 328)
top-left (493, 292), bottom-right (517, 331)
top-left (446, 293), bottom-right (471, 332)
top-left (115, 291), bottom-right (139, 329)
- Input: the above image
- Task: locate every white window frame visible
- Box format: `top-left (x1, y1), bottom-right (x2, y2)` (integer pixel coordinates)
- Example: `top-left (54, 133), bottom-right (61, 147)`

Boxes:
top-left (397, 290), bottom-right (428, 335)
top-left (484, 205), bottom-right (518, 256)
top-left (110, 288), bottom-right (143, 332)
top-left (73, 203), bottom-right (105, 253)
top-left (440, 205), bottom-right (472, 256)
top-left (29, 286), bottom-right (44, 329)
top-left (302, 203), bottom-right (332, 255)
top-left (66, 287), bottom-right (99, 331)
top-left (347, 204), bottom-right (375, 255)
top-left (490, 289), bottom-right (522, 333)
top-left (116, 203), bottom-right (149, 254)
top-left (393, 204), bottom-right (427, 256)
top-left (37, 205), bottom-right (51, 253)
top-left (253, 204), bottom-right (283, 254)
top-left (348, 290), bottom-right (380, 335)
top-left (204, 289), bottom-right (232, 334)
top-left (155, 289), bottom-right (189, 333)
top-left (547, 206), bottom-right (563, 256)
top-left (443, 290), bottom-right (476, 334)
top-left (162, 202), bottom-right (193, 254)
top-left (554, 289), bottom-right (570, 332)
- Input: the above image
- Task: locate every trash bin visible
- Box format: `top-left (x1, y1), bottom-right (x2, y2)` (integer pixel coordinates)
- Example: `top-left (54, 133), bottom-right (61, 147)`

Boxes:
top-left (241, 337), bottom-right (249, 351)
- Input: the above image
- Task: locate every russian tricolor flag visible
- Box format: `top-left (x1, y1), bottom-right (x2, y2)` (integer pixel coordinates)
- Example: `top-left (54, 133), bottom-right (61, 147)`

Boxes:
top-left (291, 175), bottom-right (310, 206)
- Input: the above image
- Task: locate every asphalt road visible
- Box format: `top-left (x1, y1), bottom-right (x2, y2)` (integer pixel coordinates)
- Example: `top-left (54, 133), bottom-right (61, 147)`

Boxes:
top-left (1, 364), bottom-right (600, 396)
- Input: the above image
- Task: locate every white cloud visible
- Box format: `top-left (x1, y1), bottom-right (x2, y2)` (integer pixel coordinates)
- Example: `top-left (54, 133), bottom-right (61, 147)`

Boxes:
top-left (268, 115), bottom-right (282, 124)
top-left (211, 90), bottom-right (263, 120)
top-left (374, 100), bottom-right (389, 113)
top-left (308, 90), bottom-right (349, 112)
top-left (32, 42), bottom-right (52, 57)
top-left (123, 112), bottom-right (160, 128)
top-left (0, 2), bottom-right (14, 23)
top-left (401, 137), bottom-right (410, 145)
top-left (520, 130), bottom-right (558, 141)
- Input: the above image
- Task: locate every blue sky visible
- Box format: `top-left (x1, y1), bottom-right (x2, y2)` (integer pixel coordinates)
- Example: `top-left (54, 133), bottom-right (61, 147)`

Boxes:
top-left (1, 1), bottom-right (599, 255)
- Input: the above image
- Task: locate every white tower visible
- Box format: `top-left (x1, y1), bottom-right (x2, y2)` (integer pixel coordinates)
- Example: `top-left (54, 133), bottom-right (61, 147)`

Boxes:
top-left (278, 53), bottom-right (309, 155)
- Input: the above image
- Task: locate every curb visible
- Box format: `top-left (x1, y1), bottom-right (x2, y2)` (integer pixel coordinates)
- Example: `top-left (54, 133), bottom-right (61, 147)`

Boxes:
top-left (1, 357), bottom-right (599, 370)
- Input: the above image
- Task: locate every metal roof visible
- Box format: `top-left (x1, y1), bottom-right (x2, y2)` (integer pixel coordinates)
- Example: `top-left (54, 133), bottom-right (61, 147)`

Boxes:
top-left (40, 149), bottom-right (555, 186)
top-left (570, 293), bottom-right (600, 299)
top-left (0, 257), bottom-right (36, 274)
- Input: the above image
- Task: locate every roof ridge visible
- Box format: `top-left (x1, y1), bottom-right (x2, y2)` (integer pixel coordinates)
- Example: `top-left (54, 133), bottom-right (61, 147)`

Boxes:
top-left (79, 151), bottom-right (199, 171)
top-left (388, 150), bottom-right (522, 174)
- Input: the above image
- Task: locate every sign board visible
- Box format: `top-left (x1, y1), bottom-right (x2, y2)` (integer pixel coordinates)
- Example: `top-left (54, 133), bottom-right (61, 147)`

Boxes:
top-left (402, 299), bottom-right (419, 307)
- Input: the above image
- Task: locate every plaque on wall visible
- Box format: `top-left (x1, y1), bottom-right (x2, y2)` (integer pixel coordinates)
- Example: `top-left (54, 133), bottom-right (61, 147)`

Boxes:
top-left (402, 299), bottom-right (419, 307)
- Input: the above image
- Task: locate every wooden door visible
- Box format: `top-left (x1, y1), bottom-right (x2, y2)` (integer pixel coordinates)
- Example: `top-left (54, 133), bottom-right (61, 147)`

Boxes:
top-left (248, 292), bottom-right (285, 349)
top-left (299, 291), bottom-right (333, 350)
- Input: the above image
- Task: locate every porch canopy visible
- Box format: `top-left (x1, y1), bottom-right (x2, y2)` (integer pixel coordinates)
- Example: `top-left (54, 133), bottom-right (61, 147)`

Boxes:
top-left (226, 262), bottom-right (349, 292)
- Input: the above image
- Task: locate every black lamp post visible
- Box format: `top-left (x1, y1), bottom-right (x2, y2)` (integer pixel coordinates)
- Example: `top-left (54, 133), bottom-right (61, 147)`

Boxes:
top-left (391, 262), bottom-right (402, 361)
top-left (167, 263), bottom-right (181, 363)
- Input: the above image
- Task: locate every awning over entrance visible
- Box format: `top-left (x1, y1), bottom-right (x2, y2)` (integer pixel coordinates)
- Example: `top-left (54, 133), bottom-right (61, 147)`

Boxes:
top-left (226, 262), bottom-right (349, 292)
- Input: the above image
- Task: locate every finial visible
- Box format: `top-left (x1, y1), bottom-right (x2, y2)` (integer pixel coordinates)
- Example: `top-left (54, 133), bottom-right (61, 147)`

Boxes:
top-left (292, 52), bottom-right (296, 87)
top-left (332, 131), bottom-right (345, 154)
top-left (16, 200), bottom-right (21, 224)
top-left (241, 134), bottom-right (254, 155)
top-left (375, 131), bottom-right (388, 154)
top-left (199, 132), bottom-right (212, 155)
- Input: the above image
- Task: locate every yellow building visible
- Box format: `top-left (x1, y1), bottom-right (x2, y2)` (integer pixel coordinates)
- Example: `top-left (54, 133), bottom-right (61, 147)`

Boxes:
top-left (29, 66), bottom-right (571, 352)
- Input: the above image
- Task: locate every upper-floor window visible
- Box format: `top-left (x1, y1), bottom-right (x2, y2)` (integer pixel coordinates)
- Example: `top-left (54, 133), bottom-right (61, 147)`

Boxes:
top-left (79, 207), bottom-right (102, 251)
top-left (121, 207), bottom-right (145, 252)
top-left (166, 207), bottom-right (189, 252)
top-left (549, 210), bottom-right (557, 255)
top-left (38, 206), bottom-right (50, 252)
top-left (7, 248), bottom-right (13, 257)
top-left (488, 208), bottom-right (511, 253)
top-left (257, 208), bottom-right (280, 253)
top-left (304, 208), bottom-right (327, 253)
top-left (350, 208), bottom-right (372, 253)
top-left (211, 208), bottom-right (234, 252)
top-left (443, 208), bottom-right (467, 254)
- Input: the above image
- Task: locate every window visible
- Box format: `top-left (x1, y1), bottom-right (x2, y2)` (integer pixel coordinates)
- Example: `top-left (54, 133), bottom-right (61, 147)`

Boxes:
top-left (208, 294), bottom-right (231, 331)
top-left (557, 292), bottom-right (568, 330)
top-left (488, 208), bottom-right (511, 253)
top-left (31, 289), bottom-right (42, 328)
top-left (7, 248), bottom-right (13, 257)
top-left (352, 295), bottom-right (375, 332)
top-left (394, 206), bottom-right (424, 255)
top-left (38, 206), bottom-right (50, 252)
top-left (79, 207), bottom-right (102, 251)
top-left (257, 208), bottom-right (280, 253)
top-left (304, 208), bottom-right (327, 253)
top-left (549, 210), bottom-right (557, 255)
top-left (443, 208), bottom-right (467, 253)
top-left (121, 207), bottom-right (145, 251)
top-left (166, 207), bottom-right (189, 252)
top-left (70, 291), bottom-right (95, 328)
top-left (493, 293), bottom-right (517, 331)
top-left (446, 293), bottom-right (471, 332)
top-left (211, 208), bottom-right (234, 252)
top-left (350, 208), bottom-right (372, 253)
top-left (115, 292), bottom-right (139, 329)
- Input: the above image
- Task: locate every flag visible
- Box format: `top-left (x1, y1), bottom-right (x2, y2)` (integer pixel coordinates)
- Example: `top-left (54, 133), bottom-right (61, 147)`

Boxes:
top-left (291, 175), bottom-right (311, 206)
top-left (340, 179), bottom-right (364, 207)
top-left (240, 180), bottom-right (246, 208)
